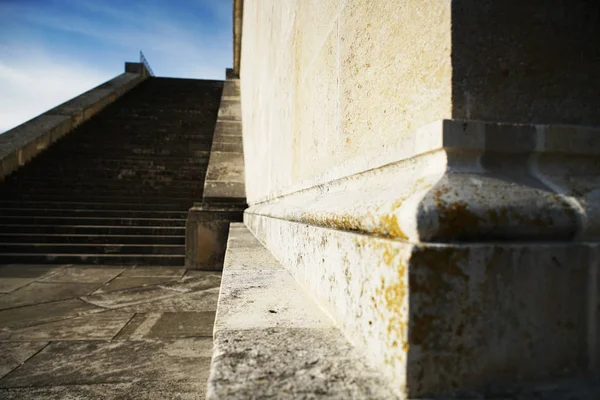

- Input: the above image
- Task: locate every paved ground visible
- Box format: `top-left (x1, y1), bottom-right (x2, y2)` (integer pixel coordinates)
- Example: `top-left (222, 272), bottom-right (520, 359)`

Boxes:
top-left (0, 264), bottom-right (221, 399)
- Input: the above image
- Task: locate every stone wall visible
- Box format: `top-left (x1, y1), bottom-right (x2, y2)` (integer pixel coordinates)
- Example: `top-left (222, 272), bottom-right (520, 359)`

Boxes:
top-left (0, 63), bottom-right (149, 181)
top-left (241, 0), bottom-right (600, 204)
top-left (451, 0), bottom-right (600, 125)
top-left (238, 1), bottom-right (600, 397)
top-left (240, 0), bottom-right (452, 203)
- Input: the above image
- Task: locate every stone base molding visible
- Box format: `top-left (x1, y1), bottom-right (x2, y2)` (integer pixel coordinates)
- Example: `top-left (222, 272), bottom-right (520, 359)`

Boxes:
top-left (244, 119), bottom-right (600, 397)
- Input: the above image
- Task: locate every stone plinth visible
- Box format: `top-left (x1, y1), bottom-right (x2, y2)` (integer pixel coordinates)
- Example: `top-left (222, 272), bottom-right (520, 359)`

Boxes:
top-left (185, 205), bottom-right (243, 270)
top-left (243, 119), bottom-right (600, 397)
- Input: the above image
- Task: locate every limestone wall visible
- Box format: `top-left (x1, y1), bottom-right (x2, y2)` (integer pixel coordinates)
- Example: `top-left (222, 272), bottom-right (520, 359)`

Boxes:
top-left (240, 0), bottom-right (453, 203)
top-left (240, 0), bottom-right (600, 204)
top-left (451, 0), bottom-right (600, 125)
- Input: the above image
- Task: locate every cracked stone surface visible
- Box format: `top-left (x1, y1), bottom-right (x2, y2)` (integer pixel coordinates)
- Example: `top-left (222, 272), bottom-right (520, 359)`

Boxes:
top-left (0, 264), bottom-right (221, 399)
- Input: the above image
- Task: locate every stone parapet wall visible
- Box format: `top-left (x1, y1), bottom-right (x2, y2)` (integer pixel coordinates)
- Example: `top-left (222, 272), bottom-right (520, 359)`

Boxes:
top-left (203, 78), bottom-right (245, 203)
top-left (0, 63), bottom-right (149, 181)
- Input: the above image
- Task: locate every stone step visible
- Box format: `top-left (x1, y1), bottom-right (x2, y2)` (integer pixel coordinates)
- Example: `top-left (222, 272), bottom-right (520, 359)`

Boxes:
top-left (0, 193), bottom-right (196, 206)
top-left (0, 216), bottom-right (187, 227)
top-left (0, 208), bottom-right (188, 219)
top-left (0, 243), bottom-right (185, 255)
top-left (20, 154), bottom-right (211, 164)
top-left (0, 200), bottom-right (187, 211)
top-left (0, 77), bottom-right (223, 267)
top-left (19, 159), bottom-right (210, 171)
top-left (35, 148), bottom-right (212, 157)
top-left (0, 233), bottom-right (184, 245)
top-left (7, 172), bottom-right (209, 183)
top-left (0, 253), bottom-right (184, 266)
top-left (0, 224), bottom-right (185, 235)
top-left (207, 223), bottom-right (396, 398)
top-left (0, 187), bottom-right (203, 198)
top-left (2, 176), bottom-right (204, 194)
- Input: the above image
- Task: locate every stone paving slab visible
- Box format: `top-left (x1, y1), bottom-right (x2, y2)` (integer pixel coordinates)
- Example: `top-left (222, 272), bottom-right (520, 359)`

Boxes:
top-left (0, 342), bottom-right (48, 379)
top-left (120, 266), bottom-right (186, 278)
top-left (0, 338), bottom-right (213, 388)
top-left (115, 287), bottom-right (220, 313)
top-left (82, 284), bottom-right (180, 309)
top-left (0, 380), bottom-right (209, 400)
top-left (0, 298), bottom-right (102, 330)
top-left (38, 267), bottom-right (124, 283)
top-left (117, 312), bottom-right (215, 339)
top-left (82, 274), bottom-right (221, 309)
top-left (0, 264), bottom-right (221, 399)
top-left (94, 276), bottom-right (178, 293)
top-left (0, 278), bottom-right (37, 294)
top-left (0, 265), bottom-right (62, 279)
top-left (0, 282), bottom-right (102, 310)
top-left (5, 311), bottom-right (134, 341)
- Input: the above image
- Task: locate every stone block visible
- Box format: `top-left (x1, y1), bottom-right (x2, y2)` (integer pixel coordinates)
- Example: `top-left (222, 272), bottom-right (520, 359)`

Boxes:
top-left (205, 152), bottom-right (245, 183)
top-left (185, 206), bottom-right (244, 270)
top-left (207, 223), bottom-right (397, 399)
top-left (216, 99), bottom-right (241, 121)
top-left (245, 211), bottom-right (600, 398)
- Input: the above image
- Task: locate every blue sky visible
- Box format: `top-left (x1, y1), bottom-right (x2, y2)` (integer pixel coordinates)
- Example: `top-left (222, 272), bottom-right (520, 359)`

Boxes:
top-left (0, 0), bottom-right (232, 133)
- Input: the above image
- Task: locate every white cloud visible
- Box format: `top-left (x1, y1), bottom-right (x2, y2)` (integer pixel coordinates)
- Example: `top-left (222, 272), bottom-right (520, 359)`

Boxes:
top-left (0, 55), bottom-right (112, 133)
top-left (0, 0), bottom-right (232, 132)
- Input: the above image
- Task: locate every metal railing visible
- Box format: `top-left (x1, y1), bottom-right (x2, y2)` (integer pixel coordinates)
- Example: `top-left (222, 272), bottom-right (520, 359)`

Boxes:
top-left (139, 51), bottom-right (155, 77)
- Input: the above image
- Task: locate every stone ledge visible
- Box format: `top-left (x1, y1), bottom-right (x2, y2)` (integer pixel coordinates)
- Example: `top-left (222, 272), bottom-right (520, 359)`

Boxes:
top-left (0, 63), bottom-right (148, 181)
top-left (203, 75), bottom-right (246, 204)
top-left (247, 119), bottom-right (600, 243)
top-left (244, 213), bottom-right (600, 398)
top-left (207, 223), bottom-right (398, 399)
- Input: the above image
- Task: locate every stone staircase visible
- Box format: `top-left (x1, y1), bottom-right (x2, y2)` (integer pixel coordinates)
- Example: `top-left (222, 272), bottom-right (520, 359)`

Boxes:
top-left (0, 77), bottom-right (223, 265)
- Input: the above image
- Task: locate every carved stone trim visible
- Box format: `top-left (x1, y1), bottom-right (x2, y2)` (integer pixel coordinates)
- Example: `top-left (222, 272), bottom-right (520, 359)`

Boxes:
top-left (247, 119), bottom-right (600, 243)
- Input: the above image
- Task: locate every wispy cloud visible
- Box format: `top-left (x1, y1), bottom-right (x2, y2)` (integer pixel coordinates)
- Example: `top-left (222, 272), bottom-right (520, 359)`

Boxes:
top-left (0, 50), bottom-right (112, 133)
top-left (0, 0), bottom-right (232, 133)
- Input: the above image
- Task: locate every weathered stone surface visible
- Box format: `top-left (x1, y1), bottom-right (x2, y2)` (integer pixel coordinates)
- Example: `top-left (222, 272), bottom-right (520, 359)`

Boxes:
top-left (0, 265), bottom-right (218, 397)
top-left (203, 77), bottom-right (246, 205)
top-left (217, 270), bottom-right (328, 331)
top-left (6, 311), bottom-right (133, 341)
top-left (205, 152), bottom-right (245, 183)
top-left (0, 342), bottom-right (48, 379)
top-left (0, 282), bottom-right (102, 310)
top-left (0, 298), bottom-right (102, 330)
top-left (94, 276), bottom-right (179, 293)
top-left (39, 267), bottom-right (124, 283)
top-left (0, 380), bottom-right (209, 400)
top-left (0, 339), bottom-right (212, 388)
top-left (0, 265), bottom-right (61, 279)
top-left (185, 207), bottom-right (243, 270)
top-left (208, 223), bottom-right (397, 398)
top-left (245, 120), bottom-right (600, 242)
top-left (117, 312), bottom-right (214, 339)
top-left (210, 328), bottom-right (396, 399)
top-left (83, 274), bottom-right (220, 309)
top-left (115, 287), bottom-right (220, 313)
top-left (0, 67), bottom-right (146, 181)
top-left (451, 1), bottom-right (600, 126)
top-left (244, 213), bottom-right (600, 397)
top-left (120, 267), bottom-right (186, 278)
top-left (82, 284), bottom-right (178, 309)
top-left (0, 279), bottom-right (35, 294)
top-left (184, 270), bottom-right (222, 279)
